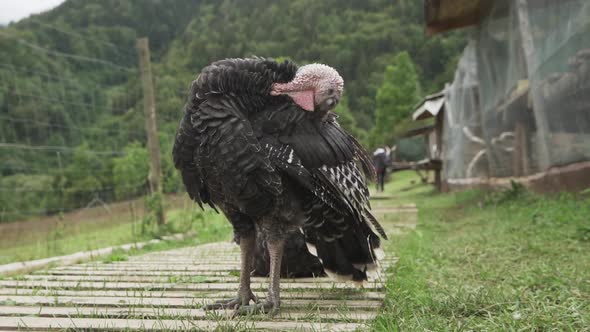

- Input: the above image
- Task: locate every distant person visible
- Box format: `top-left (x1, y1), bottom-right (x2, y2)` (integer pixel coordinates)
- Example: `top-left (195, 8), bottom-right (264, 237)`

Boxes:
top-left (373, 147), bottom-right (388, 192)
top-left (384, 145), bottom-right (393, 165)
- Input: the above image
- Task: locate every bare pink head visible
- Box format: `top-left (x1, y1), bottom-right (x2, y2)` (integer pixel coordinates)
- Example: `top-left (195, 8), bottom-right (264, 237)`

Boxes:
top-left (271, 63), bottom-right (344, 112)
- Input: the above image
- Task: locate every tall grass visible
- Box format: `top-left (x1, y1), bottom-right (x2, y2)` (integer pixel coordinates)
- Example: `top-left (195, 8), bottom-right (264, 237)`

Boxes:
top-left (373, 172), bottom-right (590, 331)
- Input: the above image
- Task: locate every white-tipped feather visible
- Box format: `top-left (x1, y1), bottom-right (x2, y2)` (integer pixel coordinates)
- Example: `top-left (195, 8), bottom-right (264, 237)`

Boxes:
top-left (353, 263), bottom-right (381, 279)
top-left (324, 269), bottom-right (353, 282)
top-left (305, 242), bottom-right (318, 257)
top-left (324, 268), bottom-right (369, 286)
top-left (374, 248), bottom-right (385, 260)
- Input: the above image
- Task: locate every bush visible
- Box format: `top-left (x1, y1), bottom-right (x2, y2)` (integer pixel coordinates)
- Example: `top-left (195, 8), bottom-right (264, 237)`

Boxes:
top-left (113, 142), bottom-right (149, 200)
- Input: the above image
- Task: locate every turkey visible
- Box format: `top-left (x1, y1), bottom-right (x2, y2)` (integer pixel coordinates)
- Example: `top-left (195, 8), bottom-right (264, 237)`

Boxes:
top-left (173, 57), bottom-right (387, 314)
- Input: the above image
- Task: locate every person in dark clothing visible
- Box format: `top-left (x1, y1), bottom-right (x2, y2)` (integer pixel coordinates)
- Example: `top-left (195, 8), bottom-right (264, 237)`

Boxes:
top-left (373, 147), bottom-right (388, 192)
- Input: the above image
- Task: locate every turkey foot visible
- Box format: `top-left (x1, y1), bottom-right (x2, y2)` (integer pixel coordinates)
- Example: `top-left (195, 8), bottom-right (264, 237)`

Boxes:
top-left (203, 234), bottom-right (256, 310)
top-left (203, 289), bottom-right (258, 310)
top-left (232, 297), bottom-right (279, 317)
top-left (233, 238), bottom-right (284, 316)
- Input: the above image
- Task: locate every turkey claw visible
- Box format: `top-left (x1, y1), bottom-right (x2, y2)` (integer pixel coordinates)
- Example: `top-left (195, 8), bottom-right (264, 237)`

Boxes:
top-left (202, 291), bottom-right (258, 311)
top-left (232, 301), bottom-right (279, 317)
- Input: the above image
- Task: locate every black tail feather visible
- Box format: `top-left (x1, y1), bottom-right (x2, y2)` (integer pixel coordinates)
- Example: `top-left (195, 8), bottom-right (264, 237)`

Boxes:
top-left (304, 215), bottom-right (383, 282)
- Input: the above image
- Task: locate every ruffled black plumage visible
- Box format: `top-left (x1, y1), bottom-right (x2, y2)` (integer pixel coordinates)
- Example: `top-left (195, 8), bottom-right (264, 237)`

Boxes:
top-left (173, 57), bottom-right (385, 281)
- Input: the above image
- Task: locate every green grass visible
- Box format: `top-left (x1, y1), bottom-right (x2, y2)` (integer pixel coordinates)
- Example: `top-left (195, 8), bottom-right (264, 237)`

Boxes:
top-left (0, 202), bottom-right (231, 266)
top-left (373, 172), bottom-right (590, 331)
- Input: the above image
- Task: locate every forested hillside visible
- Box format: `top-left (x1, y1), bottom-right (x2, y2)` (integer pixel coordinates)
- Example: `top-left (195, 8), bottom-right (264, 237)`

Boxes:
top-left (0, 0), bottom-right (465, 222)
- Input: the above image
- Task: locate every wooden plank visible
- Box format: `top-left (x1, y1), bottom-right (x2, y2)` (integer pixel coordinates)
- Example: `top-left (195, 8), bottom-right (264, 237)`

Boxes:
top-left (87, 259), bottom-right (397, 268)
top-left (38, 270), bottom-right (231, 277)
top-left (0, 317), bottom-right (363, 331)
top-left (42, 264), bottom-right (394, 277)
top-left (20, 274), bottom-right (395, 284)
top-left (97, 261), bottom-right (241, 266)
top-left (49, 262), bottom-right (394, 273)
top-left (51, 264), bottom-right (239, 271)
top-left (0, 288), bottom-right (386, 300)
top-left (0, 295), bottom-right (382, 309)
top-left (127, 259), bottom-right (241, 263)
top-left (0, 237), bottom-right (185, 277)
top-left (0, 280), bottom-right (385, 291)
top-left (0, 305), bottom-right (377, 321)
top-left (0, 222), bottom-right (403, 329)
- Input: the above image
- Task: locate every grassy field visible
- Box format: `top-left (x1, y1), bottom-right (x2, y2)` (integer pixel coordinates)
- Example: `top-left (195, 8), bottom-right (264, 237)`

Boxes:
top-left (3, 169), bottom-right (588, 331)
top-left (0, 195), bottom-right (231, 265)
top-left (373, 171), bottom-right (590, 331)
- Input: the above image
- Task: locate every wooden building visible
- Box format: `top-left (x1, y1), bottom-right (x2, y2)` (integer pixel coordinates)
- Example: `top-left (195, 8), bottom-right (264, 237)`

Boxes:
top-left (397, 91), bottom-right (446, 191)
top-left (423, 0), bottom-right (590, 192)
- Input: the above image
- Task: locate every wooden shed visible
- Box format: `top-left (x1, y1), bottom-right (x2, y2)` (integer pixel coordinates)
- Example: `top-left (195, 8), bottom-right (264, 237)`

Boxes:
top-left (424, 0), bottom-right (492, 35)
top-left (423, 0), bottom-right (590, 193)
top-left (398, 90), bottom-right (446, 191)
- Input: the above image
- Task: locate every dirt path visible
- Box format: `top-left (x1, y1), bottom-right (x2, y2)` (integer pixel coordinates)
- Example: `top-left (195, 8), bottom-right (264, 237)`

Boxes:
top-left (0, 203), bottom-right (417, 331)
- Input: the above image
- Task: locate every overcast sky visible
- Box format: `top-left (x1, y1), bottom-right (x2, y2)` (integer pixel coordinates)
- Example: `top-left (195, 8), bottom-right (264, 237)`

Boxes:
top-left (0, 0), bottom-right (65, 25)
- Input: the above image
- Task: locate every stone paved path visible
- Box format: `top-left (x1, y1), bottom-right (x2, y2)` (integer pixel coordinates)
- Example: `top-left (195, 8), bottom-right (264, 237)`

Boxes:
top-left (0, 202), bottom-right (416, 331)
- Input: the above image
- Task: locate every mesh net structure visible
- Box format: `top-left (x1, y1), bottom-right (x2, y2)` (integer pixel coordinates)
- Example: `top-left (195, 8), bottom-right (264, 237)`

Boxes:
top-left (444, 41), bottom-right (485, 180)
top-left (527, 0), bottom-right (590, 168)
top-left (443, 0), bottom-right (590, 187)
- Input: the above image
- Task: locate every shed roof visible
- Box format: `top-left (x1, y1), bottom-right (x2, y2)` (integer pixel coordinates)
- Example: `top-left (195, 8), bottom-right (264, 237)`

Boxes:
top-left (400, 125), bottom-right (435, 138)
top-left (412, 91), bottom-right (445, 121)
top-left (425, 0), bottom-right (492, 35)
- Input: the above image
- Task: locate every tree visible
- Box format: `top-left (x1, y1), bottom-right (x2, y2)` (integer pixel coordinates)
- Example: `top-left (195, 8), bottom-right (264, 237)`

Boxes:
top-left (113, 142), bottom-right (149, 200)
top-left (0, 0), bottom-right (467, 221)
top-left (370, 52), bottom-right (421, 148)
top-left (333, 96), bottom-right (368, 145)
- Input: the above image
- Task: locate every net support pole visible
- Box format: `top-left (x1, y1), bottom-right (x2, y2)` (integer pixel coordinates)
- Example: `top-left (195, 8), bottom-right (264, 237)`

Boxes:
top-left (516, 0), bottom-right (551, 171)
top-left (136, 37), bottom-right (165, 226)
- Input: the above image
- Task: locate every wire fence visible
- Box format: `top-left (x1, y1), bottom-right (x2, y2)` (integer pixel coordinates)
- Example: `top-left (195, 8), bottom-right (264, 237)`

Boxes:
top-left (0, 23), bottom-right (150, 223)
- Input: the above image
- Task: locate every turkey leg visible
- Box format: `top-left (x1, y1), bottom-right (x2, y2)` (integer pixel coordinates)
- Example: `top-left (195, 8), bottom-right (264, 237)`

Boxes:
top-left (266, 238), bottom-right (284, 310)
top-left (234, 237), bottom-right (284, 316)
top-left (203, 233), bottom-right (257, 310)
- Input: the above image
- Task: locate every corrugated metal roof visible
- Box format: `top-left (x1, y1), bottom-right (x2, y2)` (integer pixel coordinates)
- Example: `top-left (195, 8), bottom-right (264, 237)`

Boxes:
top-left (412, 91), bottom-right (446, 121)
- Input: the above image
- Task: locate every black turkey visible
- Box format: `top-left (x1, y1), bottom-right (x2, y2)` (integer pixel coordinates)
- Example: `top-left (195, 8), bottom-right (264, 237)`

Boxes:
top-left (173, 57), bottom-right (386, 314)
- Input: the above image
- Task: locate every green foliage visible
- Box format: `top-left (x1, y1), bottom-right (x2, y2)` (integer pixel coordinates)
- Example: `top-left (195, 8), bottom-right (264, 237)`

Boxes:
top-left (0, 0), bottom-right (467, 221)
top-left (62, 144), bottom-right (112, 209)
top-left (158, 126), bottom-right (183, 193)
top-left (370, 52), bottom-right (421, 148)
top-left (0, 174), bottom-right (57, 222)
top-left (141, 192), bottom-right (164, 236)
top-left (113, 142), bottom-right (148, 200)
top-left (395, 136), bottom-right (427, 162)
top-left (333, 96), bottom-right (367, 145)
top-left (167, 207), bottom-right (232, 243)
top-left (484, 180), bottom-right (527, 206)
top-left (102, 249), bottom-right (128, 263)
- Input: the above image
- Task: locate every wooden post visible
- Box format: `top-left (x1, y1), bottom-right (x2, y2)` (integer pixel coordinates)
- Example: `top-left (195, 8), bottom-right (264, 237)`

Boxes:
top-left (512, 122), bottom-right (525, 177)
top-left (516, 0), bottom-right (551, 171)
top-left (136, 37), bottom-right (165, 226)
top-left (434, 165), bottom-right (442, 192)
top-left (435, 111), bottom-right (444, 191)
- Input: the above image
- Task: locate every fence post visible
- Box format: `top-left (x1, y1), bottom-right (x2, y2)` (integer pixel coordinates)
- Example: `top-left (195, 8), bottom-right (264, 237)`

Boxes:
top-left (136, 37), bottom-right (165, 226)
top-left (516, 0), bottom-right (551, 171)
